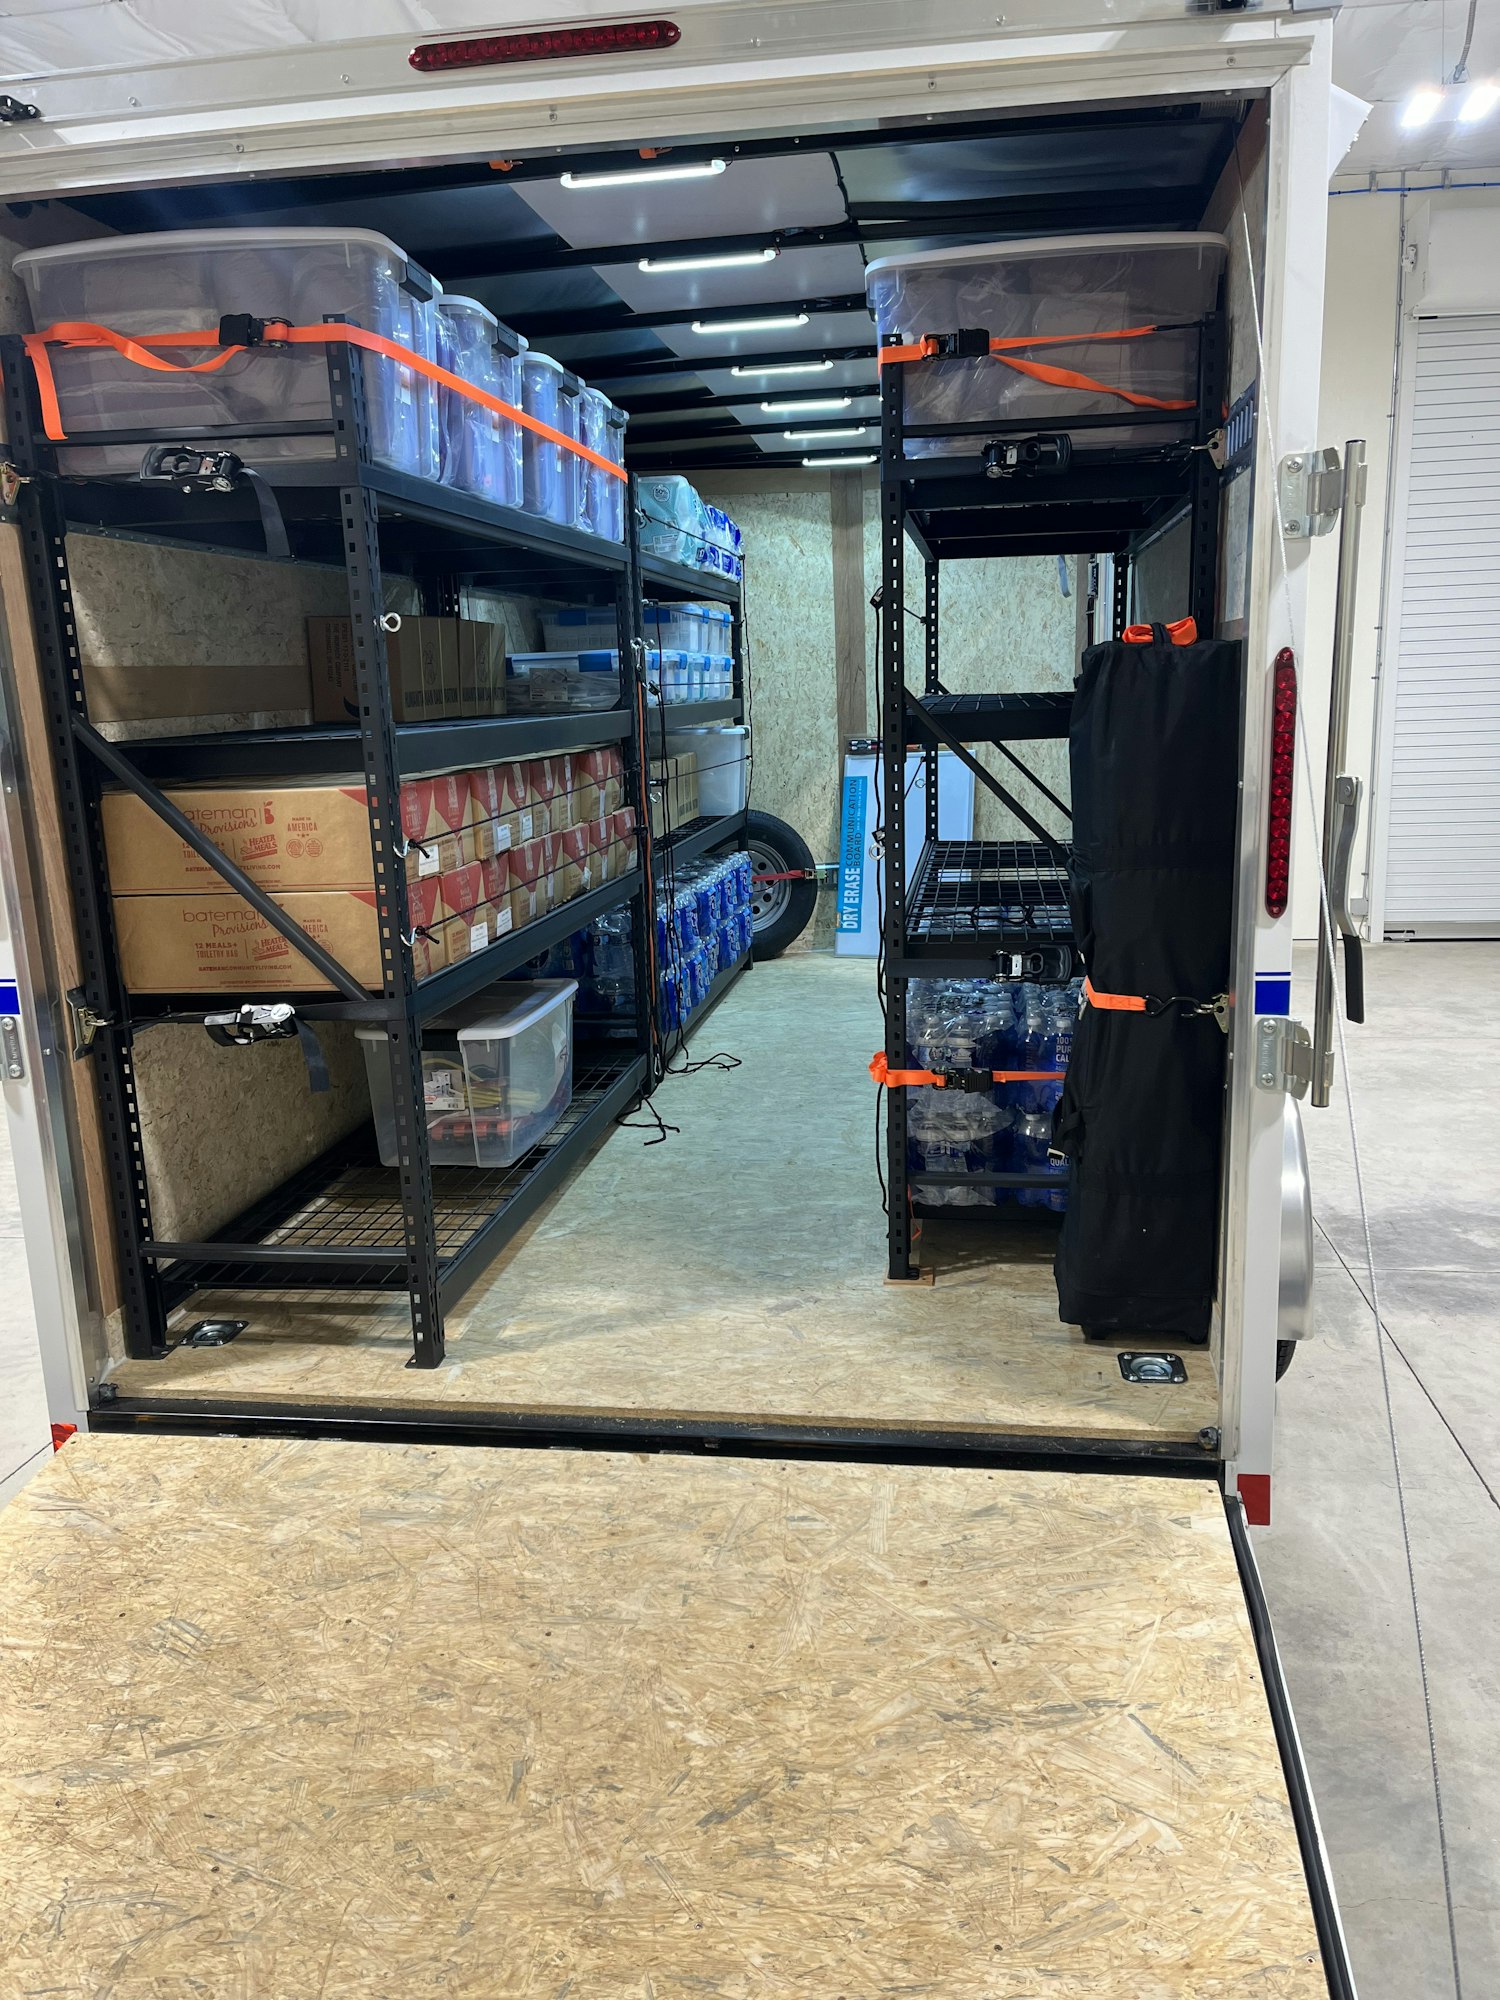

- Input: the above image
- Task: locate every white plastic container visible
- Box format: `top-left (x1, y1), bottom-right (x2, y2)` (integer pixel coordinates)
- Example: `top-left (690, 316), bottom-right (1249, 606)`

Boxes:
top-left (865, 232), bottom-right (1227, 452)
top-left (666, 726), bottom-right (750, 814)
top-left (701, 604), bottom-right (735, 657)
top-left (358, 982), bottom-right (577, 1169)
top-left (579, 385), bottom-right (628, 542)
top-left (521, 350), bottom-right (566, 521)
top-left (436, 294), bottom-right (526, 506)
top-left (638, 474), bottom-right (704, 567)
top-left (15, 227), bottom-right (441, 479)
top-left (656, 649), bottom-right (692, 704)
top-left (557, 367), bottom-right (585, 531)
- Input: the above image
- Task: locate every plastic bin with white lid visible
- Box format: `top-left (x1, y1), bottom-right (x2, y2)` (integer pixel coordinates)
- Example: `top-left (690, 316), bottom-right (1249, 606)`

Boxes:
top-left (865, 232), bottom-right (1227, 452)
top-left (578, 384), bottom-right (628, 542)
top-left (357, 981), bottom-right (577, 1169)
top-left (15, 227), bottom-right (442, 479)
top-left (665, 725), bottom-right (750, 814)
top-left (436, 294), bottom-right (526, 507)
top-left (521, 350), bottom-right (567, 522)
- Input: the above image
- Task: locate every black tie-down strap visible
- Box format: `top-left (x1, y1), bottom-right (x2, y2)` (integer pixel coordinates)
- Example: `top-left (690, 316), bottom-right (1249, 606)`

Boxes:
top-left (138, 444), bottom-right (291, 561)
top-left (204, 1004), bottom-right (330, 1093)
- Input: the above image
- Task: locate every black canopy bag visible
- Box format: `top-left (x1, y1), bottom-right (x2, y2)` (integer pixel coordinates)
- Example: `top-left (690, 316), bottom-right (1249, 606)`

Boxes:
top-left (1053, 630), bottom-right (1243, 1342)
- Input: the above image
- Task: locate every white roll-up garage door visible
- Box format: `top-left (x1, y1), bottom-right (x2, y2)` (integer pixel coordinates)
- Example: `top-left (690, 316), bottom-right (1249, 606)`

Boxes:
top-left (1383, 314), bottom-right (1500, 936)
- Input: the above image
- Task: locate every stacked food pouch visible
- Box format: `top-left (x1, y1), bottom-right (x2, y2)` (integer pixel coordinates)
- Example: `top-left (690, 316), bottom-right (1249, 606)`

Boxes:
top-left (904, 977), bottom-right (1082, 1210)
top-left (655, 850), bottom-right (754, 1032)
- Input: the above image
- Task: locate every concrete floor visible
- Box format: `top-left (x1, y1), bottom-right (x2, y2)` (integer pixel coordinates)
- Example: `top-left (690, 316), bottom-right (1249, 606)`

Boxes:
top-left (1261, 940), bottom-right (1500, 2000)
top-left (2, 940), bottom-right (1496, 1996)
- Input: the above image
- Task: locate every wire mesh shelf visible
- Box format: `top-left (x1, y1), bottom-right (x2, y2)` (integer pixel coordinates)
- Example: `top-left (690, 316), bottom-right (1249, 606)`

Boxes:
top-left (914, 692), bottom-right (1074, 742)
top-left (157, 1061), bottom-right (638, 1294)
top-left (907, 840), bottom-right (1073, 951)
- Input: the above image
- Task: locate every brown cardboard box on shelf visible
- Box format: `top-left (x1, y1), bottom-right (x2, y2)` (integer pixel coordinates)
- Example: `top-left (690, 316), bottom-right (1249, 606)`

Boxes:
top-left (648, 754), bottom-right (698, 838)
top-left (111, 876), bottom-right (450, 993)
top-left (101, 778), bottom-right (477, 895)
top-left (308, 615), bottom-right (504, 725)
top-left (436, 862), bottom-right (496, 967)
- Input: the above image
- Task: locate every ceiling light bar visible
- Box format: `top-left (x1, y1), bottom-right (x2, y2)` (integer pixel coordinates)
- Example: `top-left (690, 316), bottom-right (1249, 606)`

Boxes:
top-left (1460, 81), bottom-right (1500, 122)
top-left (639, 247), bottom-right (777, 273)
top-left (730, 359), bottom-right (835, 379)
top-left (690, 312), bottom-right (809, 335)
top-left (802, 454), bottom-right (877, 468)
top-left (760, 395), bottom-right (853, 416)
top-left (562, 158), bottom-right (726, 189)
top-left (783, 426), bottom-right (869, 442)
top-left (1401, 88), bottom-right (1443, 128)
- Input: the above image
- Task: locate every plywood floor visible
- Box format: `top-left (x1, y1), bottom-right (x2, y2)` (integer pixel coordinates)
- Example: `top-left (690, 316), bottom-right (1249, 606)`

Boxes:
top-left (112, 954), bottom-right (1218, 1445)
top-left (0, 1433), bottom-right (1322, 1998)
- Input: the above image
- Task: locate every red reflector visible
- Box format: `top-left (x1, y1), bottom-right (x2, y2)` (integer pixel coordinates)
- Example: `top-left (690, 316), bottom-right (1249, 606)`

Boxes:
top-left (410, 20), bottom-right (681, 71)
top-left (1238, 1472), bottom-right (1272, 1527)
top-left (51, 1422), bottom-right (77, 1451)
top-left (1265, 647), bottom-right (1296, 919)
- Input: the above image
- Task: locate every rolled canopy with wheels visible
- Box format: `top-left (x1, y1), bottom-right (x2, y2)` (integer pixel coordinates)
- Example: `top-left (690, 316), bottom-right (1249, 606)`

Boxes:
top-left (744, 809), bottom-right (818, 961)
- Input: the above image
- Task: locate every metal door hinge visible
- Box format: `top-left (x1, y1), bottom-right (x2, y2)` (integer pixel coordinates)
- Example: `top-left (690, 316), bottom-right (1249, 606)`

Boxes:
top-left (0, 1016), bottom-right (22, 1080)
top-left (1278, 448), bottom-right (1350, 539)
top-left (65, 988), bottom-right (115, 1059)
top-left (1256, 1015), bottom-right (1315, 1100)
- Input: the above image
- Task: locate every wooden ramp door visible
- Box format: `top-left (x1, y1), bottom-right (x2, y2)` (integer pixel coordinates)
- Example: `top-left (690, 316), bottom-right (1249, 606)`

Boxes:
top-left (0, 1435), bottom-right (1333, 1996)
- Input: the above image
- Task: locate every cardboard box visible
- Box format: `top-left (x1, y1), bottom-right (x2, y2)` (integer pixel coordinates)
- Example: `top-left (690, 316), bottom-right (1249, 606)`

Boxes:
top-left (111, 877), bottom-right (451, 993)
top-left (437, 863), bottom-right (493, 966)
top-left (101, 779), bottom-right (477, 895)
top-left (648, 755), bottom-right (698, 838)
top-left (469, 761), bottom-right (530, 821)
top-left (308, 616), bottom-right (503, 725)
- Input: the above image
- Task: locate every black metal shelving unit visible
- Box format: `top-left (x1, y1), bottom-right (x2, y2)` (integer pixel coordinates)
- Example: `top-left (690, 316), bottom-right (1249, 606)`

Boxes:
top-left (877, 309), bottom-right (1225, 1278)
top-left (2, 330), bottom-right (665, 1370)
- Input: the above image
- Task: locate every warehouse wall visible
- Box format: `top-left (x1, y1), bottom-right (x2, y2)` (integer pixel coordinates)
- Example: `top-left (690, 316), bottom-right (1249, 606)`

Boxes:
top-left (1300, 180), bottom-right (1500, 940)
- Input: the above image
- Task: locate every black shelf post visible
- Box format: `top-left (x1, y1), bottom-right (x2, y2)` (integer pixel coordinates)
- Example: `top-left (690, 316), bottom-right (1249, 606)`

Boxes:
top-left (619, 479), bottom-right (658, 1086)
top-left (326, 336), bottom-right (446, 1369)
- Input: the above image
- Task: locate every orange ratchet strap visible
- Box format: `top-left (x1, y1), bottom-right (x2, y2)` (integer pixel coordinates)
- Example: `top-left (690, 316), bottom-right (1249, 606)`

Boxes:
top-left (1083, 978), bottom-right (1228, 1028)
top-left (876, 322), bottom-right (1194, 413)
top-left (22, 319), bottom-right (628, 480)
top-left (870, 1053), bottom-right (1064, 1089)
top-left (1123, 617), bottom-right (1198, 645)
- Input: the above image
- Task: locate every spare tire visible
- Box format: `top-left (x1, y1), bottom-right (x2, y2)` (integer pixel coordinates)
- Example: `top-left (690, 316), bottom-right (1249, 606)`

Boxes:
top-left (745, 810), bottom-right (818, 960)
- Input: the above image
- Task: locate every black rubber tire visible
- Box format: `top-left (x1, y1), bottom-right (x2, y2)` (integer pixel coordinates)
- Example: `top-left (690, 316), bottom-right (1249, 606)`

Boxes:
top-left (1275, 1338), bottom-right (1298, 1381)
top-left (745, 809), bottom-right (818, 960)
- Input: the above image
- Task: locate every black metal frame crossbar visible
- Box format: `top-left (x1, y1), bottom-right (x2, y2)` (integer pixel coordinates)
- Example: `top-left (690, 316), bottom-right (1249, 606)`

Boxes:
top-left (876, 305), bottom-right (1225, 1279)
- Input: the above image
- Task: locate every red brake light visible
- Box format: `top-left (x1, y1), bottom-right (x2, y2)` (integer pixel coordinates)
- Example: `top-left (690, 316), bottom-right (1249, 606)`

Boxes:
top-left (1265, 647), bottom-right (1296, 918)
top-left (410, 20), bottom-right (681, 72)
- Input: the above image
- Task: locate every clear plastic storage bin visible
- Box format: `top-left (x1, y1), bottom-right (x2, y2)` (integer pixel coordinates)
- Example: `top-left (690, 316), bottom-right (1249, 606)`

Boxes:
top-left (539, 606), bottom-right (620, 652)
top-left (436, 294), bottom-right (526, 506)
top-left (865, 232), bottom-right (1226, 451)
top-left (15, 227), bottom-right (441, 479)
top-left (666, 725), bottom-right (750, 814)
top-left (558, 368), bottom-right (585, 531)
top-left (358, 982), bottom-right (577, 1168)
top-left (594, 398), bottom-right (629, 541)
top-left (506, 651), bottom-right (620, 711)
top-left (521, 350), bottom-right (566, 522)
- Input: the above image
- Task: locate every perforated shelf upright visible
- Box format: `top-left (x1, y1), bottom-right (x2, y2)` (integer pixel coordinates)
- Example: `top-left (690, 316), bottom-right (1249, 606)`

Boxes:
top-left (875, 304), bottom-right (1225, 1278)
top-left (1, 329), bottom-right (659, 1371)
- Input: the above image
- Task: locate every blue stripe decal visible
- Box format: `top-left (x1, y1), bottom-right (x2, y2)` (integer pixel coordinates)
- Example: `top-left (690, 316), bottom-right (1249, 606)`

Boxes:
top-left (1255, 974), bottom-right (1291, 1016)
top-left (0, 981), bottom-right (18, 1018)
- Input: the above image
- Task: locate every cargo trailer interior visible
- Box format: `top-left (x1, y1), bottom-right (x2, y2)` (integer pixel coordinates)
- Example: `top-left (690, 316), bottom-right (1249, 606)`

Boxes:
top-left (0, 94), bottom-right (1273, 1466)
top-left (0, 14), bottom-right (1360, 1995)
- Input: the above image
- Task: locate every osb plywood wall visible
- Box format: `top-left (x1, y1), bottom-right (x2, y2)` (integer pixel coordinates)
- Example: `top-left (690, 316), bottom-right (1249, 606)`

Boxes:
top-left (700, 470), bottom-right (1077, 939)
